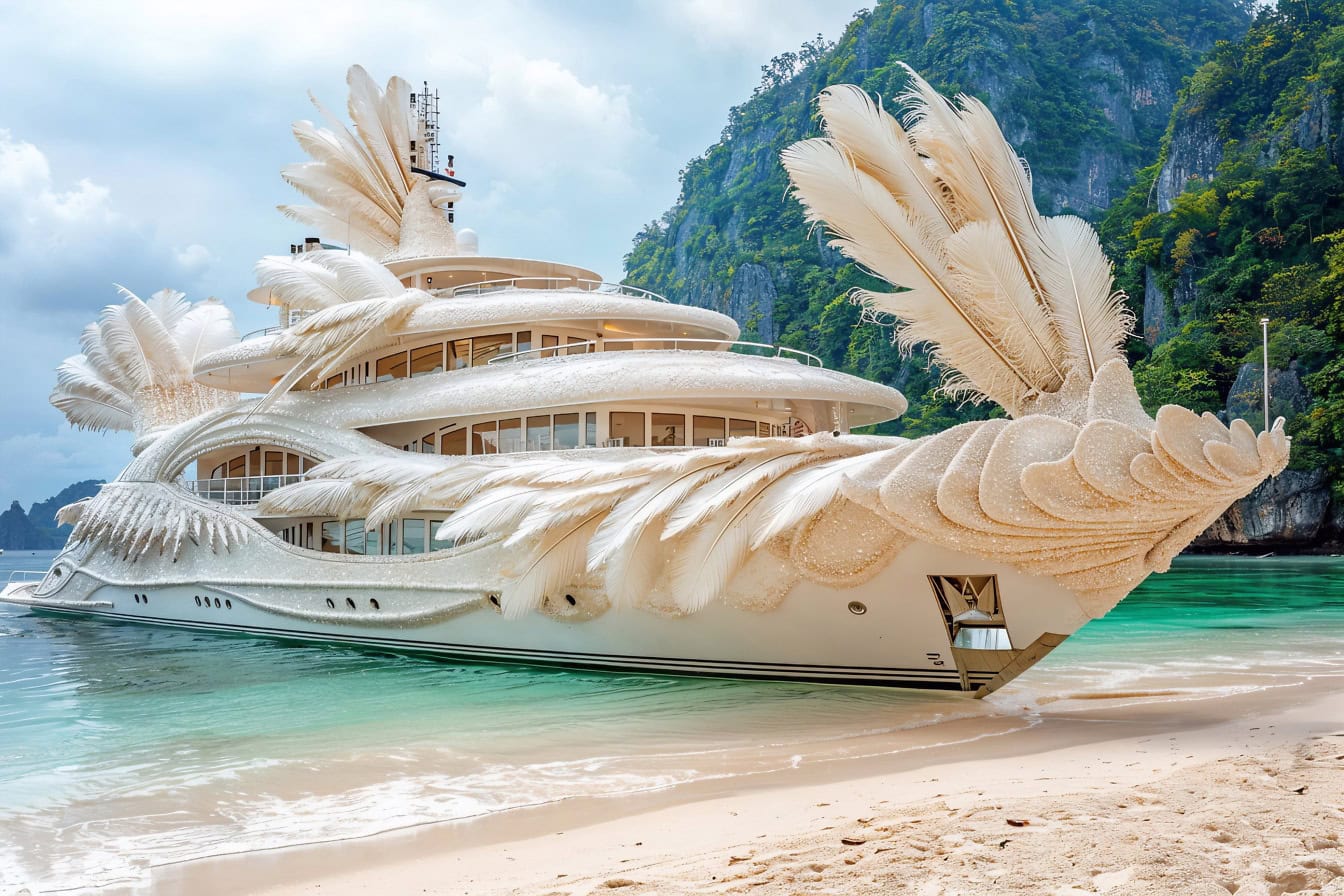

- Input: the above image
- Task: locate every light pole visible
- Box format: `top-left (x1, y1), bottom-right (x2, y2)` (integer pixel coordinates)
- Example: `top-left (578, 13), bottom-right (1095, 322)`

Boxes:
top-left (1261, 317), bottom-right (1270, 433)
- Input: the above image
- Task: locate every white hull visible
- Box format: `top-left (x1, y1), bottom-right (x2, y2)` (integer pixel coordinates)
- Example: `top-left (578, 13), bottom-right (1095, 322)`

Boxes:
top-left (3, 531), bottom-right (1091, 693)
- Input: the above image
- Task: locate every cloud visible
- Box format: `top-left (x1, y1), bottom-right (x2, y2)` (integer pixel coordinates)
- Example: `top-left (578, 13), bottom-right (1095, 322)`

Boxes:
top-left (0, 131), bottom-right (212, 315)
top-left (0, 427), bottom-right (131, 510)
top-left (649, 0), bottom-right (851, 54)
top-left (452, 57), bottom-right (652, 191)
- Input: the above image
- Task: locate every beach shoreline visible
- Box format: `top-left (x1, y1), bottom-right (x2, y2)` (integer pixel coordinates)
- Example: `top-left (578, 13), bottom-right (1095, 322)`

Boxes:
top-left (152, 674), bottom-right (1344, 895)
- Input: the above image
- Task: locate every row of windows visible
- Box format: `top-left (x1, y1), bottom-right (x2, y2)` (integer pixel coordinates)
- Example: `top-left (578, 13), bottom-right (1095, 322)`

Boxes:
top-left (277, 518), bottom-right (457, 555)
top-left (194, 595), bottom-right (232, 610)
top-left (401, 412), bottom-right (787, 456)
top-left (208, 449), bottom-right (316, 480)
top-left (322, 330), bottom-right (588, 389)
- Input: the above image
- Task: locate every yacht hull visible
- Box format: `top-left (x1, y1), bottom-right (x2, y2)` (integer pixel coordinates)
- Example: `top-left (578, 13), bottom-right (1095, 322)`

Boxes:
top-left (1, 535), bottom-right (1094, 694)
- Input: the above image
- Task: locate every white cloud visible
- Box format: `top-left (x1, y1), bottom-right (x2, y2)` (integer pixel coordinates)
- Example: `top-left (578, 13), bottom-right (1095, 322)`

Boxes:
top-left (650, 0), bottom-right (851, 54)
top-left (452, 57), bottom-right (651, 190)
top-left (0, 428), bottom-right (130, 510)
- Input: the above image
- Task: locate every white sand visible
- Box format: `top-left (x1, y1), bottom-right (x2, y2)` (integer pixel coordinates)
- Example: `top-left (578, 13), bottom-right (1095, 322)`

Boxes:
top-left (155, 679), bottom-right (1344, 896)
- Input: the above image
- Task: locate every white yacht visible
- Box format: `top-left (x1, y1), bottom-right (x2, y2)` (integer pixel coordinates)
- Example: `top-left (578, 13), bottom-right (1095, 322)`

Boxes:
top-left (1, 66), bottom-right (1288, 694)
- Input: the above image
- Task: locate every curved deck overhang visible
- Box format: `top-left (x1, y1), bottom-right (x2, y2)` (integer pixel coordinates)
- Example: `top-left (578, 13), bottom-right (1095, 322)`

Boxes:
top-left (195, 290), bottom-right (741, 392)
top-left (262, 350), bottom-right (908, 429)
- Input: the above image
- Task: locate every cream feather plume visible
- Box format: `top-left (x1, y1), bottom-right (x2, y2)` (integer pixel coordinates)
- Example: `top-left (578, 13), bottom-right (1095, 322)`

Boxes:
top-left (279, 66), bottom-right (451, 259)
top-left (784, 67), bottom-right (1134, 415)
top-left (50, 288), bottom-right (239, 435)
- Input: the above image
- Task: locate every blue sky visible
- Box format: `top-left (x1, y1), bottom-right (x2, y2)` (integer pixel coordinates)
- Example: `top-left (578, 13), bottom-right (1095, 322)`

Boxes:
top-left (0, 0), bottom-right (861, 506)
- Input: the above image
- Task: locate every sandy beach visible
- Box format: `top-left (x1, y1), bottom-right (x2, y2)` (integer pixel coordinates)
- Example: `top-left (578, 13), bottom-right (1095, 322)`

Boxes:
top-left (151, 673), bottom-right (1344, 896)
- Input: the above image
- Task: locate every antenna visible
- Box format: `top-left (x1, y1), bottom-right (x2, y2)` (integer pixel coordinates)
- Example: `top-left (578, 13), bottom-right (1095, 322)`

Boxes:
top-left (410, 80), bottom-right (441, 173)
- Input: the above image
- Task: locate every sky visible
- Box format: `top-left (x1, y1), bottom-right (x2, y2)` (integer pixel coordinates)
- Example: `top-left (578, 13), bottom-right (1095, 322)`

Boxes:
top-left (0, 0), bottom-right (862, 507)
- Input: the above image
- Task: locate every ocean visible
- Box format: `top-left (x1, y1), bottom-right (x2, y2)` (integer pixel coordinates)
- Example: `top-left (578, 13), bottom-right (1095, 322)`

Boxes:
top-left (1, 550), bottom-right (1341, 892)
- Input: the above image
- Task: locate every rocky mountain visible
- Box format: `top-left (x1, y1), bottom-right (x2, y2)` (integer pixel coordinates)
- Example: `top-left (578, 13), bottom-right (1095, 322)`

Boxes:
top-left (0, 480), bottom-right (103, 550)
top-left (1100, 0), bottom-right (1344, 548)
top-left (624, 0), bottom-right (1251, 435)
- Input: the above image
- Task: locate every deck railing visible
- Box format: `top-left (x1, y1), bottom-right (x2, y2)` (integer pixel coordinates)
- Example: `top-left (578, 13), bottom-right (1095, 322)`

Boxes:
top-left (7, 570), bottom-right (48, 583)
top-left (488, 337), bottom-right (824, 368)
top-left (183, 474), bottom-right (305, 506)
top-left (449, 278), bottom-right (669, 302)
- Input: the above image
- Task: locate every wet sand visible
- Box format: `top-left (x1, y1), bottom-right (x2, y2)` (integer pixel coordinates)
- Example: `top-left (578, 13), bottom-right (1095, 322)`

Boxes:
top-left (153, 674), bottom-right (1344, 895)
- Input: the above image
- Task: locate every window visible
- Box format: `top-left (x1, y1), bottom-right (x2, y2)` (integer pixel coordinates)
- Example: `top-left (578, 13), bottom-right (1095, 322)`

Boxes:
top-left (498, 418), bottom-right (522, 453)
top-left (387, 521), bottom-right (400, 556)
top-left (566, 336), bottom-right (588, 356)
top-left (264, 451), bottom-right (284, 476)
top-left (324, 374), bottom-right (343, 390)
top-left (541, 334), bottom-right (559, 358)
top-left (376, 351), bottom-right (408, 382)
top-left (694, 416), bottom-right (726, 447)
top-left (652, 413), bottom-right (686, 447)
top-left (419, 433), bottom-right (436, 454)
top-left (527, 415), bottom-right (551, 451)
top-left (410, 343), bottom-right (443, 377)
top-left (228, 456), bottom-right (244, 478)
top-left (585, 412), bottom-right (597, 448)
top-left (286, 454), bottom-right (301, 475)
top-left (321, 521), bottom-right (342, 553)
top-left (447, 338), bottom-right (471, 370)
top-left (429, 519), bottom-right (455, 551)
top-left (471, 333), bottom-right (512, 366)
top-left (440, 428), bottom-right (467, 456)
top-left (344, 520), bottom-right (378, 555)
top-left (402, 518), bottom-right (426, 554)
top-left (554, 413), bottom-right (579, 450)
top-left (516, 330), bottom-right (532, 355)
top-left (471, 421), bottom-right (498, 455)
top-left (248, 447), bottom-right (262, 477)
top-left (610, 412), bottom-right (645, 447)
top-left (758, 422), bottom-right (772, 438)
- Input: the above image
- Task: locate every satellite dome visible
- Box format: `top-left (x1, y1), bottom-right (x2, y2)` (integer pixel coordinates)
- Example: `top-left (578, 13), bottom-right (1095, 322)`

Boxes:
top-left (457, 228), bottom-right (479, 255)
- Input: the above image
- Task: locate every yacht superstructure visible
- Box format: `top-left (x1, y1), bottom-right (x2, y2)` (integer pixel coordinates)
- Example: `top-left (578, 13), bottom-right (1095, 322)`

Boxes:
top-left (2, 66), bottom-right (1289, 694)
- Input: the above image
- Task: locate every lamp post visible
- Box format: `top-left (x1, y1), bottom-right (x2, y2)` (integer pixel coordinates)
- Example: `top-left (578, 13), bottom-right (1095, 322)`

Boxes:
top-left (1261, 317), bottom-right (1270, 433)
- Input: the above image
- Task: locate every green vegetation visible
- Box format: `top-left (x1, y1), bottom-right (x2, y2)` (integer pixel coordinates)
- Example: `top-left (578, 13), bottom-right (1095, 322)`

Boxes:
top-left (624, 0), bottom-right (1249, 435)
top-left (1099, 0), bottom-right (1344, 493)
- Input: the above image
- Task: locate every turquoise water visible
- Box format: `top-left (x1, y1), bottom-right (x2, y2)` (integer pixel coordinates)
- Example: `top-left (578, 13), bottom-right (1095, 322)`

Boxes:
top-left (0, 551), bottom-right (1341, 891)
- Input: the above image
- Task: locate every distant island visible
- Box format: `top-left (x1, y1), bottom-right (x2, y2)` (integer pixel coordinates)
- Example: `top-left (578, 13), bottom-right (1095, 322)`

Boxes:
top-left (0, 480), bottom-right (103, 550)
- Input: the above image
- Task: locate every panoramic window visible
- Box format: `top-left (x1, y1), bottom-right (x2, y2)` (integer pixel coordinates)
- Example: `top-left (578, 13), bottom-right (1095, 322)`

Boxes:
top-left (447, 338), bottom-right (471, 370)
top-left (585, 412), bottom-right (597, 447)
top-left (402, 519), bottom-right (426, 554)
top-left (321, 521), bottom-right (342, 553)
top-left (471, 333), bottom-right (512, 366)
top-left (652, 413), bottom-right (686, 447)
top-left (540, 334), bottom-right (559, 358)
top-left (429, 519), bottom-right (455, 551)
top-left (694, 416), bottom-right (726, 446)
top-left (440, 428), bottom-right (467, 456)
top-left (610, 412), bottom-right (645, 447)
top-left (516, 330), bottom-right (532, 355)
top-left (527, 415), bottom-right (551, 451)
top-left (553, 413), bottom-right (579, 450)
top-left (409, 343), bottom-right (443, 378)
top-left (497, 418), bottom-right (521, 453)
top-left (376, 351), bottom-right (408, 382)
top-left (472, 421), bottom-right (498, 455)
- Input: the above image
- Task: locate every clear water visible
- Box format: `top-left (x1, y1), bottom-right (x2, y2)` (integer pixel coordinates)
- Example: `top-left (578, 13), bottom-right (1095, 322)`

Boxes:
top-left (0, 550), bottom-right (1340, 891)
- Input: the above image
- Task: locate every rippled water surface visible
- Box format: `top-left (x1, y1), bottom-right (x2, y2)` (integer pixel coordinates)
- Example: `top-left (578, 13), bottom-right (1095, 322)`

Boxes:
top-left (0, 551), bottom-right (1340, 891)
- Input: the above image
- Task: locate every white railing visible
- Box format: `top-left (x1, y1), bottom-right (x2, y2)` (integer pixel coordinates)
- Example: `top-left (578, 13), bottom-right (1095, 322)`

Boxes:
top-left (7, 570), bottom-right (47, 583)
top-left (241, 325), bottom-right (286, 341)
top-left (488, 337), bottom-right (824, 368)
top-left (449, 278), bottom-right (669, 302)
top-left (183, 474), bottom-right (305, 506)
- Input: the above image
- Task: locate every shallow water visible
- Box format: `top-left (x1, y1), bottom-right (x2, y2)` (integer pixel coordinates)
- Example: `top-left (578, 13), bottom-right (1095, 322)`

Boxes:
top-left (0, 551), bottom-right (1340, 892)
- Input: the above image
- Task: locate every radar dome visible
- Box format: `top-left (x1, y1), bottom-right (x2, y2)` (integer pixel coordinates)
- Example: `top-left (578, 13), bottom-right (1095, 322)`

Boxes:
top-left (457, 228), bottom-right (479, 255)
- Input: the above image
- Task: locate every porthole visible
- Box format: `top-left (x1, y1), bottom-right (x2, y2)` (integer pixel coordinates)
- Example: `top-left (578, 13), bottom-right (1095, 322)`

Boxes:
top-left (194, 595), bottom-right (201, 607)
top-left (325, 598), bottom-right (336, 609)
top-left (52, 568), bottom-right (63, 578)
top-left (564, 594), bottom-right (577, 607)
top-left (370, 598), bottom-right (380, 610)
top-left (488, 594), bottom-right (501, 608)
top-left (847, 601), bottom-right (867, 616)
top-left (225, 600), bottom-right (232, 610)
top-left (142, 594), bottom-right (148, 604)
top-left (345, 597), bottom-right (356, 609)
top-left (213, 598), bottom-right (221, 608)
